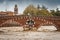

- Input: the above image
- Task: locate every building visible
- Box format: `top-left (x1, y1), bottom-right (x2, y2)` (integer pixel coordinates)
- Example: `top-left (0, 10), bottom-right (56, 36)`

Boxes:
top-left (0, 11), bottom-right (14, 16)
top-left (0, 4), bottom-right (18, 16)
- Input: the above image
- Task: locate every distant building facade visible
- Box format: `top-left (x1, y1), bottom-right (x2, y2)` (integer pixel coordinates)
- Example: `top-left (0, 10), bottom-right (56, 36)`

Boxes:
top-left (0, 11), bottom-right (14, 16)
top-left (0, 4), bottom-right (18, 16)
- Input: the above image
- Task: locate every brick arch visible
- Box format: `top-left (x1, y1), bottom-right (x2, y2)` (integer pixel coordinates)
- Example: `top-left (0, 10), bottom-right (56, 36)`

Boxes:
top-left (0, 19), bottom-right (21, 27)
top-left (37, 19), bottom-right (56, 28)
top-left (52, 21), bottom-right (60, 31)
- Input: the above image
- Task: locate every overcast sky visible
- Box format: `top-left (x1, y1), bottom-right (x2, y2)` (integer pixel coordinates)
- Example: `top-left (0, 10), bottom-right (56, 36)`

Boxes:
top-left (0, 0), bottom-right (60, 14)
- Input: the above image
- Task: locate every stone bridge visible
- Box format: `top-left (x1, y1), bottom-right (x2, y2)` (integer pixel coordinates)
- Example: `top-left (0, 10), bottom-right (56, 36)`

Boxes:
top-left (0, 15), bottom-right (60, 30)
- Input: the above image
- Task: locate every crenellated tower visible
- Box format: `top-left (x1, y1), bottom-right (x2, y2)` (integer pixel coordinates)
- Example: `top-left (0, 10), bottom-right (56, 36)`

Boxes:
top-left (14, 4), bottom-right (18, 14)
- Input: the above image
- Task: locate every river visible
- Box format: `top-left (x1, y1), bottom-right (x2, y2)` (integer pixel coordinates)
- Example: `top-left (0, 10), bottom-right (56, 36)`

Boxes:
top-left (0, 27), bottom-right (60, 40)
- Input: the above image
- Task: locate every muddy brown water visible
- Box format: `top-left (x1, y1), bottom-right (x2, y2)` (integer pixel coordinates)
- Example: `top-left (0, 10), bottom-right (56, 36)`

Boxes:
top-left (0, 27), bottom-right (60, 40)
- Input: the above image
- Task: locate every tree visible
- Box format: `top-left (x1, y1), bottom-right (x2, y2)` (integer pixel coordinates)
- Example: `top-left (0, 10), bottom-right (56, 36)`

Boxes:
top-left (23, 4), bottom-right (38, 16)
top-left (50, 10), bottom-right (56, 16)
top-left (37, 5), bottom-right (53, 16)
top-left (55, 8), bottom-right (60, 16)
top-left (41, 5), bottom-right (47, 10)
top-left (23, 4), bottom-right (53, 16)
top-left (51, 8), bottom-right (60, 16)
top-left (37, 4), bottom-right (40, 10)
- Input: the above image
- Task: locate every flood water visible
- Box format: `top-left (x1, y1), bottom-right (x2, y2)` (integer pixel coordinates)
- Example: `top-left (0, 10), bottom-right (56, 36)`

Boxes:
top-left (0, 27), bottom-right (60, 40)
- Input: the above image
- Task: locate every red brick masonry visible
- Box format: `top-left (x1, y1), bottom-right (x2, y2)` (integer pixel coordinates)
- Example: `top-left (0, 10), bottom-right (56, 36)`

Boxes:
top-left (0, 15), bottom-right (60, 30)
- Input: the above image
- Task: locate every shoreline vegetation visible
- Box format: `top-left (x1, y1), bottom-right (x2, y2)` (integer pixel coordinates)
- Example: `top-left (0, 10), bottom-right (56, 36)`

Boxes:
top-left (23, 4), bottom-right (60, 16)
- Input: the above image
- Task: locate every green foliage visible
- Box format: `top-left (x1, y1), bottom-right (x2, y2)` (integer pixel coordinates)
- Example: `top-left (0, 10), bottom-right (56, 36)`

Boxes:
top-left (50, 8), bottom-right (60, 16)
top-left (50, 10), bottom-right (56, 16)
top-left (23, 5), bottom-right (38, 16)
top-left (23, 4), bottom-right (60, 16)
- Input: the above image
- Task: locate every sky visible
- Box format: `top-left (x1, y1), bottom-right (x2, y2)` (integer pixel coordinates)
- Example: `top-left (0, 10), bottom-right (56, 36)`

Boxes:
top-left (0, 0), bottom-right (60, 14)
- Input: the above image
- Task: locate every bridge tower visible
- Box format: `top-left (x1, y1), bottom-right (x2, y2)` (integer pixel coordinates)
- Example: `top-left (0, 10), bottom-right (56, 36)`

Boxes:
top-left (14, 4), bottom-right (18, 15)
